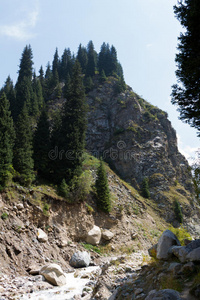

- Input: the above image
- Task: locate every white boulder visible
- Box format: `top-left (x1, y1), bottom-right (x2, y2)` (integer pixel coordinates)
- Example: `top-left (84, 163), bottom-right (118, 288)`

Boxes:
top-left (37, 228), bottom-right (48, 243)
top-left (102, 229), bottom-right (114, 241)
top-left (86, 225), bottom-right (101, 245)
top-left (39, 263), bottom-right (66, 286)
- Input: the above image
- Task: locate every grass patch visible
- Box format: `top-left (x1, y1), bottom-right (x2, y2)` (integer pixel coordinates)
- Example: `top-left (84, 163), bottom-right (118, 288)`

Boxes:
top-left (168, 225), bottom-right (192, 245)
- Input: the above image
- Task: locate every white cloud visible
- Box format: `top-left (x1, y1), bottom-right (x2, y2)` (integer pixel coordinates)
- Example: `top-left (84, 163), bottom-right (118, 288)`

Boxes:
top-left (0, 1), bottom-right (39, 40)
top-left (177, 134), bottom-right (199, 164)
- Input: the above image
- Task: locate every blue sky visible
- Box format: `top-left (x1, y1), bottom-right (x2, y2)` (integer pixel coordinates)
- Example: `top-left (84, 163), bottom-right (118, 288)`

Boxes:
top-left (0, 0), bottom-right (199, 162)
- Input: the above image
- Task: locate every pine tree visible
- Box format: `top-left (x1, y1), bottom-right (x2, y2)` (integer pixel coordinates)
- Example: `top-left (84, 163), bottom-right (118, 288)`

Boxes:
top-left (95, 160), bottom-right (111, 213)
top-left (174, 199), bottom-right (183, 223)
top-left (77, 44), bottom-right (88, 73)
top-left (52, 48), bottom-right (60, 86)
top-left (171, 0), bottom-right (200, 132)
top-left (141, 177), bottom-right (150, 198)
top-left (2, 76), bottom-right (16, 118)
top-left (86, 41), bottom-right (96, 77)
top-left (13, 105), bottom-right (34, 185)
top-left (0, 93), bottom-right (15, 189)
top-left (51, 60), bottom-right (87, 183)
top-left (15, 45), bottom-right (34, 118)
top-left (33, 109), bottom-right (50, 178)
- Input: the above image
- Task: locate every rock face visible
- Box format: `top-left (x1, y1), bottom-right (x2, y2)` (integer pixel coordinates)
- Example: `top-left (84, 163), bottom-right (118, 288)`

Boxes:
top-left (69, 251), bottom-right (91, 268)
top-left (156, 230), bottom-right (181, 260)
top-left (86, 225), bottom-right (101, 245)
top-left (86, 78), bottom-right (193, 204)
top-left (39, 263), bottom-right (66, 286)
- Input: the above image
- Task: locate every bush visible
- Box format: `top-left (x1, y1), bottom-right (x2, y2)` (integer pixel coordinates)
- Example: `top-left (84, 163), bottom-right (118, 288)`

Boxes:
top-left (168, 225), bottom-right (192, 245)
top-left (1, 212), bottom-right (8, 220)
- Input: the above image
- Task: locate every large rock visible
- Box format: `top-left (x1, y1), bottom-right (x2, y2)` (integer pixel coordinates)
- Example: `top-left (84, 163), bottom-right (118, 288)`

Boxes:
top-left (102, 229), bottom-right (114, 241)
top-left (145, 289), bottom-right (181, 300)
top-left (39, 263), bottom-right (66, 286)
top-left (186, 247), bottom-right (200, 262)
top-left (157, 230), bottom-right (181, 260)
top-left (171, 240), bottom-right (200, 263)
top-left (69, 251), bottom-right (91, 268)
top-left (86, 225), bottom-right (101, 245)
top-left (37, 228), bottom-right (48, 243)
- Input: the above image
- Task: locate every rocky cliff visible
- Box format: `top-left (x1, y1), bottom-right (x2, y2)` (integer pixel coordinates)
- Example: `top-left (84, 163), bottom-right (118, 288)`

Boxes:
top-left (86, 76), bottom-right (194, 210)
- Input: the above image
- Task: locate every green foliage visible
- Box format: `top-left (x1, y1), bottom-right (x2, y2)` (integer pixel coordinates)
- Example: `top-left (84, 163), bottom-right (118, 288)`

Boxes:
top-left (13, 105), bottom-right (35, 185)
top-left (69, 170), bottom-right (93, 202)
top-left (58, 179), bottom-right (69, 199)
top-left (171, 0), bottom-right (200, 132)
top-left (51, 60), bottom-right (88, 183)
top-left (1, 212), bottom-right (8, 220)
top-left (43, 203), bottom-right (50, 215)
top-left (141, 177), bottom-right (150, 198)
top-left (86, 40), bottom-right (96, 77)
top-left (0, 93), bottom-right (15, 188)
top-left (114, 76), bottom-right (126, 94)
top-left (33, 110), bottom-right (51, 178)
top-left (173, 199), bottom-right (183, 223)
top-left (84, 76), bottom-right (94, 93)
top-left (95, 160), bottom-right (111, 213)
top-left (168, 225), bottom-right (192, 246)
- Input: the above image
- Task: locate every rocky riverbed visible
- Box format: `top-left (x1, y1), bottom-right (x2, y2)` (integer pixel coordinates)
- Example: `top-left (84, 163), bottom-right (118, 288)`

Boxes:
top-left (0, 251), bottom-right (146, 300)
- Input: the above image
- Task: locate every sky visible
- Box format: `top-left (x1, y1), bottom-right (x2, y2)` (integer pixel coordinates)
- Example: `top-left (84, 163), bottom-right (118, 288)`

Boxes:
top-left (0, 0), bottom-right (199, 163)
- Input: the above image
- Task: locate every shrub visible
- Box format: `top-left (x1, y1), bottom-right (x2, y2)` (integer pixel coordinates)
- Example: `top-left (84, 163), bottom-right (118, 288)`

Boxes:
top-left (1, 212), bottom-right (8, 220)
top-left (168, 225), bottom-right (192, 245)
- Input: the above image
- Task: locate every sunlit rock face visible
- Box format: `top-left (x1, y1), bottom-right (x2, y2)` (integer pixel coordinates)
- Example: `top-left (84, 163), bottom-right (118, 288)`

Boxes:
top-left (86, 78), bottom-right (193, 197)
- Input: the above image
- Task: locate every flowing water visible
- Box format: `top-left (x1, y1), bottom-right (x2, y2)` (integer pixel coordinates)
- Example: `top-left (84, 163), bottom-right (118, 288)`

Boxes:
top-left (22, 266), bottom-right (100, 300)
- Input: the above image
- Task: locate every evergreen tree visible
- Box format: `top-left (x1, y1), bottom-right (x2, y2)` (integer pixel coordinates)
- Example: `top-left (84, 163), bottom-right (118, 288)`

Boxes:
top-left (2, 76), bottom-right (16, 118)
top-left (63, 72), bottom-right (71, 98)
top-left (84, 76), bottom-right (94, 93)
top-left (110, 45), bottom-right (118, 75)
top-left (39, 66), bottom-right (45, 98)
top-left (52, 48), bottom-right (60, 84)
top-left (51, 60), bottom-right (87, 183)
top-left (95, 160), bottom-right (111, 213)
top-left (99, 69), bottom-right (107, 83)
top-left (141, 177), bottom-right (150, 198)
top-left (0, 93), bottom-right (15, 189)
top-left (15, 45), bottom-right (34, 118)
top-left (13, 105), bottom-right (34, 185)
top-left (77, 44), bottom-right (88, 73)
top-left (174, 199), bottom-right (183, 223)
top-left (171, 0), bottom-right (200, 132)
top-left (86, 40), bottom-right (96, 77)
top-left (45, 62), bottom-right (53, 98)
top-left (58, 178), bottom-right (69, 198)
top-left (33, 109), bottom-right (50, 178)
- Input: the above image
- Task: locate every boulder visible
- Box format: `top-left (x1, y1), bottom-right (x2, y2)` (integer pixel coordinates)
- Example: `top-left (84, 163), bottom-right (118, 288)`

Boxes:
top-left (102, 230), bottom-right (114, 241)
top-left (86, 225), bottom-right (101, 245)
top-left (171, 240), bottom-right (200, 263)
top-left (186, 247), bottom-right (200, 262)
top-left (37, 228), bottom-right (48, 243)
top-left (69, 251), bottom-right (91, 268)
top-left (156, 230), bottom-right (181, 260)
top-left (145, 289), bottom-right (181, 300)
top-left (39, 263), bottom-right (66, 286)
top-left (170, 245), bottom-right (188, 263)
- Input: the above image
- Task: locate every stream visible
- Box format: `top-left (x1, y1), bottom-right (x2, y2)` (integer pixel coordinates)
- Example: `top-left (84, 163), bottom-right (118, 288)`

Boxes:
top-left (21, 266), bottom-right (100, 300)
